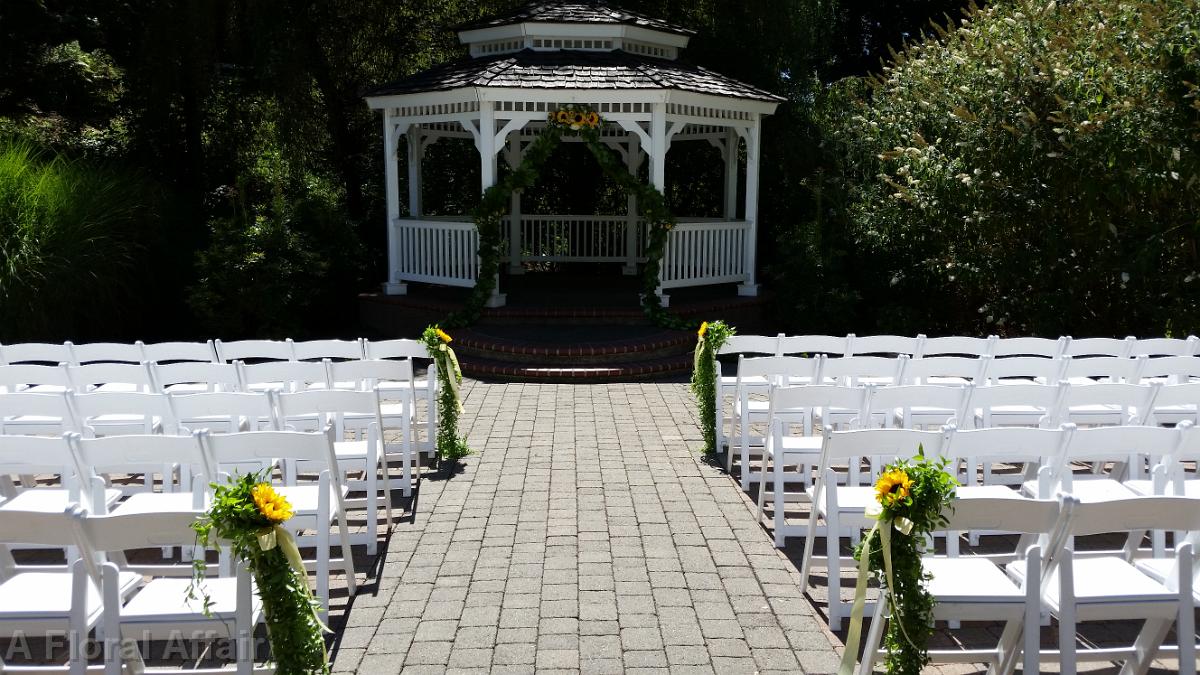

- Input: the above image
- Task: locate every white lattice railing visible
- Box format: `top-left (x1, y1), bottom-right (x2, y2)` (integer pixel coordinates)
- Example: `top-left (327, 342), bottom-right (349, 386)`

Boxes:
top-left (392, 218), bottom-right (478, 287)
top-left (660, 220), bottom-right (749, 289)
top-left (509, 215), bottom-right (646, 263)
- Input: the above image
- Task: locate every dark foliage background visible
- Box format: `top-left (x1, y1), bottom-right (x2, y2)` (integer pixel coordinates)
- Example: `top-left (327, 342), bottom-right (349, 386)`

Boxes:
top-left (10, 0), bottom-right (1185, 341)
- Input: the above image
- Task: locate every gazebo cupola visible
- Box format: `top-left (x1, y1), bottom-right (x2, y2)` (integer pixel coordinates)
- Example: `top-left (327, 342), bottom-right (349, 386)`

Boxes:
top-left (363, 1), bottom-right (782, 307)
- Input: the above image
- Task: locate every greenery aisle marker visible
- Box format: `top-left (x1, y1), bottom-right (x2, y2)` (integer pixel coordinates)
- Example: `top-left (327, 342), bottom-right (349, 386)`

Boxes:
top-left (422, 325), bottom-right (471, 461)
top-left (690, 320), bottom-right (735, 455)
top-left (841, 452), bottom-right (957, 675)
top-left (190, 472), bottom-right (329, 675)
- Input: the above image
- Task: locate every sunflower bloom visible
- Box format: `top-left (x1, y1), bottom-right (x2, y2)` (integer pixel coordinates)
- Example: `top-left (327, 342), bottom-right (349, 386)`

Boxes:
top-left (436, 328), bottom-right (453, 344)
top-left (585, 111), bottom-right (600, 127)
top-left (556, 110), bottom-right (570, 124)
top-left (874, 469), bottom-right (913, 508)
top-left (698, 321), bottom-right (708, 339)
top-left (252, 483), bottom-right (294, 523)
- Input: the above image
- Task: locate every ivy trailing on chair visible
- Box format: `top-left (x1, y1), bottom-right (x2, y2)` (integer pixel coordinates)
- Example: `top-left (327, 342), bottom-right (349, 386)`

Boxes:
top-left (842, 453), bottom-right (958, 675)
top-left (421, 325), bottom-right (471, 461)
top-left (190, 471), bottom-right (329, 675)
top-left (448, 106), bottom-right (690, 330)
top-left (690, 320), bottom-right (735, 455)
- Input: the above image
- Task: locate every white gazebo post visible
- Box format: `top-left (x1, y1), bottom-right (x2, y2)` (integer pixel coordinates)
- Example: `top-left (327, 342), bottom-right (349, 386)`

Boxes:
top-left (739, 115), bottom-right (761, 296)
top-left (507, 138), bottom-right (523, 274)
top-left (723, 127), bottom-right (739, 221)
top-left (382, 109), bottom-right (405, 295)
top-left (650, 101), bottom-right (668, 306)
top-left (406, 124), bottom-right (423, 219)
top-left (623, 135), bottom-right (640, 275)
top-left (478, 99), bottom-right (505, 307)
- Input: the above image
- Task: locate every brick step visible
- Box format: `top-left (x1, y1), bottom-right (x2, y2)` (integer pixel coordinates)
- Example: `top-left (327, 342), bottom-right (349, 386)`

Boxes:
top-left (452, 326), bottom-right (693, 366)
top-left (458, 352), bottom-right (693, 383)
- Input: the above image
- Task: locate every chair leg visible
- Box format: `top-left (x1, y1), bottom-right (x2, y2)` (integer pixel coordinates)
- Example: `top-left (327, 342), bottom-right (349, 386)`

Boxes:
top-left (756, 448), bottom-right (769, 525)
top-left (316, 522), bottom-right (330, 612)
top-left (798, 478), bottom-right (825, 595)
top-left (739, 406), bottom-right (751, 491)
top-left (857, 600), bottom-right (887, 675)
top-left (1119, 618), bottom-right (1172, 675)
top-left (773, 451), bottom-right (786, 547)
top-left (827, 489), bottom-right (844, 632)
top-left (1058, 554), bottom-right (1077, 675)
top-left (365, 460), bottom-right (378, 557)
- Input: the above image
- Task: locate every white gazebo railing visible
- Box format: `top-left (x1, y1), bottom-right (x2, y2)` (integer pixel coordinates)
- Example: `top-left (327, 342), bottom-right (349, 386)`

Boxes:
top-left (660, 220), bottom-right (749, 289)
top-left (391, 218), bottom-right (478, 288)
top-left (505, 215), bottom-right (647, 263)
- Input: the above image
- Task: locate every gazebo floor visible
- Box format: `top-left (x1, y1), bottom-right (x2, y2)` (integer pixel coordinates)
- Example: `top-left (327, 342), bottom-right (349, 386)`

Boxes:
top-left (358, 269), bottom-right (769, 382)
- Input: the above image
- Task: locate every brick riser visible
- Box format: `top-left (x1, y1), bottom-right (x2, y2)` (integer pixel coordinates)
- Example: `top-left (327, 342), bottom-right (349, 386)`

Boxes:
top-left (452, 328), bottom-right (693, 366)
top-left (459, 353), bottom-right (693, 383)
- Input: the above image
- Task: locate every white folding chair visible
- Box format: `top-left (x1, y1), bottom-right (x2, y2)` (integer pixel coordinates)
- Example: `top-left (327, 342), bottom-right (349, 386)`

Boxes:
top-left (1131, 336), bottom-right (1199, 358)
top-left (363, 338), bottom-right (437, 456)
top-left (1060, 354), bottom-right (1146, 384)
top-left (0, 362), bottom-right (72, 394)
top-left (969, 381), bottom-right (1062, 430)
top-left (70, 342), bottom-right (145, 365)
top-left (167, 391), bottom-right (278, 435)
top-left (919, 335), bottom-right (995, 357)
top-left (67, 362), bottom-right (154, 394)
top-left (858, 496), bottom-right (1069, 675)
top-left (1029, 424), bottom-right (1181, 502)
top-left (277, 389), bottom-right (391, 553)
top-left (215, 339), bottom-right (295, 363)
top-left (69, 390), bottom-right (172, 437)
top-left (237, 359), bottom-right (329, 394)
top-left (866, 383), bottom-right (971, 430)
top-left (200, 429), bottom-right (356, 609)
top-left (149, 361), bottom-right (241, 394)
top-left (846, 334), bottom-right (924, 357)
top-left (0, 390), bottom-right (77, 436)
top-left (1062, 336), bottom-right (1136, 358)
top-left (818, 355), bottom-right (907, 387)
top-left (947, 426), bottom-right (1071, 522)
top-left (327, 359), bottom-right (417, 497)
top-left (1138, 355), bottom-right (1200, 385)
top-left (901, 355), bottom-right (989, 386)
top-left (0, 341), bottom-right (74, 365)
top-left (0, 434), bottom-right (118, 515)
top-left (1033, 496), bottom-right (1199, 675)
top-left (777, 334), bottom-right (850, 356)
top-left (71, 507), bottom-right (264, 675)
top-left (991, 336), bottom-right (1069, 358)
top-left (141, 340), bottom-right (218, 364)
top-left (1053, 381), bottom-right (1158, 428)
top-left (292, 338), bottom-right (364, 362)
top-left (69, 433), bottom-right (210, 516)
top-left (757, 384), bottom-right (870, 539)
top-left (798, 427), bottom-right (951, 630)
top-left (0, 507), bottom-right (117, 674)
top-left (715, 334), bottom-right (783, 454)
top-left (986, 355), bottom-right (1065, 385)
top-left (730, 355), bottom-right (822, 484)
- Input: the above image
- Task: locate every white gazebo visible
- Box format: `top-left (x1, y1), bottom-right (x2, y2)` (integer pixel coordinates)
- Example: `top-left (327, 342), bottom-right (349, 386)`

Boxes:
top-left (363, 1), bottom-right (781, 307)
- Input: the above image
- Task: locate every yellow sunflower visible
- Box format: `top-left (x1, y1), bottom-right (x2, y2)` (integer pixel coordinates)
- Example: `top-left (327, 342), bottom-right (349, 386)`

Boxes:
top-left (556, 110), bottom-right (570, 124)
top-left (874, 469), bottom-right (913, 508)
top-left (571, 111), bottom-right (586, 126)
top-left (698, 321), bottom-right (708, 339)
top-left (436, 328), bottom-right (453, 344)
top-left (585, 111), bottom-right (600, 127)
top-left (251, 483), bottom-right (294, 523)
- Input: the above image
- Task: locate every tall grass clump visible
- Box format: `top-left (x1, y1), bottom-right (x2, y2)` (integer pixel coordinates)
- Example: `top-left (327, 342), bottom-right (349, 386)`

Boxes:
top-left (0, 138), bottom-right (152, 341)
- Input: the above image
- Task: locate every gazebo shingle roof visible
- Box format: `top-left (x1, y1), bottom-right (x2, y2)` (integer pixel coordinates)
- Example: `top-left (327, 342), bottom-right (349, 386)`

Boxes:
top-left (362, 49), bottom-right (784, 103)
top-left (456, 2), bottom-right (696, 37)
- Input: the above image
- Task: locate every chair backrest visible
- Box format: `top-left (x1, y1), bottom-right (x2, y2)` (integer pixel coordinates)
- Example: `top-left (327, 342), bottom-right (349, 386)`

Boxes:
top-left (363, 338), bottom-right (427, 360)
top-left (1060, 355), bottom-right (1145, 383)
top-left (777, 334), bottom-right (851, 356)
top-left (0, 434), bottom-right (78, 486)
top-left (276, 389), bottom-right (382, 436)
top-left (867, 384), bottom-right (971, 428)
top-left (237, 360), bottom-right (329, 392)
top-left (718, 334), bottom-right (783, 356)
top-left (72, 508), bottom-right (204, 553)
top-left (1058, 423), bottom-right (1181, 467)
top-left (67, 362), bottom-right (153, 392)
top-left (819, 355), bottom-right (907, 386)
top-left (902, 355), bottom-right (989, 384)
top-left (215, 339), bottom-right (294, 363)
top-left (1147, 383), bottom-right (1200, 425)
top-left (167, 391), bottom-right (278, 432)
top-left (70, 341), bottom-right (145, 365)
top-left (327, 359), bottom-right (415, 390)
top-left (0, 363), bottom-right (71, 391)
top-left (735, 355), bottom-right (821, 389)
top-left (0, 342), bottom-right (73, 365)
top-left (945, 425), bottom-right (1070, 465)
top-left (69, 389), bottom-right (170, 424)
top-left (0, 508), bottom-right (79, 548)
top-left (292, 339), bottom-right (364, 362)
top-left (938, 496), bottom-right (1062, 535)
top-left (769, 384), bottom-right (869, 420)
top-left (986, 356), bottom-right (1064, 384)
top-left (1054, 381), bottom-right (1158, 425)
top-left (149, 361), bottom-right (241, 393)
top-left (69, 432), bottom-right (212, 491)
top-left (1067, 495), bottom-right (1200, 537)
top-left (200, 428), bottom-right (337, 468)
top-left (1136, 355), bottom-right (1200, 383)
top-left (969, 382), bottom-right (1063, 427)
top-left (848, 334), bottom-right (924, 357)
top-left (1131, 336), bottom-right (1199, 357)
top-left (991, 336), bottom-right (1068, 358)
top-left (920, 335), bottom-right (995, 357)
top-left (0, 391), bottom-right (76, 432)
top-left (1062, 336), bottom-right (1135, 358)
top-left (820, 426), bottom-right (950, 464)
top-left (141, 340), bottom-right (218, 364)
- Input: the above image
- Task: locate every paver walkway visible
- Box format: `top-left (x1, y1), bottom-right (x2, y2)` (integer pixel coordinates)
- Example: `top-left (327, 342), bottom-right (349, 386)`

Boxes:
top-left (332, 381), bottom-right (841, 674)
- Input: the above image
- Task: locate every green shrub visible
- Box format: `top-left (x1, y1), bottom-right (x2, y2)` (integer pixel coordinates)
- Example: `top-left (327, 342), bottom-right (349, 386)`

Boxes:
top-left (782, 0), bottom-right (1200, 336)
top-left (0, 138), bottom-right (153, 341)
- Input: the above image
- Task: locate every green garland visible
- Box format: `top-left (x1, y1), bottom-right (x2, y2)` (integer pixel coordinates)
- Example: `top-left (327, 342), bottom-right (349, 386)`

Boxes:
top-left (421, 325), bottom-right (471, 460)
top-left (689, 320), bottom-right (735, 454)
top-left (447, 106), bottom-right (689, 330)
top-left (844, 453), bottom-right (957, 675)
top-left (190, 471), bottom-right (328, 675)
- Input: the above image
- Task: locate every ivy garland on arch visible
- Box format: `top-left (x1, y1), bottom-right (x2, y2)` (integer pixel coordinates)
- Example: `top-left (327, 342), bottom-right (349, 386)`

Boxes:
top-left (444, 106), bottom-right (690, 330)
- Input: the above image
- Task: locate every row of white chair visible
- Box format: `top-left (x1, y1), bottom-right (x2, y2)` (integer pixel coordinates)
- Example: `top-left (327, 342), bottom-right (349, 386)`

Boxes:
top-left (0, 337), bottom-right (431, 366)
top-left (719, 333), bottom-right (1200, 360)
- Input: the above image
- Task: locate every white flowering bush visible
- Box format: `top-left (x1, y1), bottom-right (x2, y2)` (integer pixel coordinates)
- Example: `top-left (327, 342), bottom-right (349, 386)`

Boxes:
top-left (800, 0), bottom-right (1200, 336)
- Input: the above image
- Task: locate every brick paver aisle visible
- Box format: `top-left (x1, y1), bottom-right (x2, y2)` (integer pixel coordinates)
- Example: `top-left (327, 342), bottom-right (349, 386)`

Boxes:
top-left (332, 382), bottom-right (841, 674)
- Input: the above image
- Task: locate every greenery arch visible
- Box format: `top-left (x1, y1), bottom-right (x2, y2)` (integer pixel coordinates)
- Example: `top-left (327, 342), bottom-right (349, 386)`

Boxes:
top-left (445, 107), bottom-right (689, 330)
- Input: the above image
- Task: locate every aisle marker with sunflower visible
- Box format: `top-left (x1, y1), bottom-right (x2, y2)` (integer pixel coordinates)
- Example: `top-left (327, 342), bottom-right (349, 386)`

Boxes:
top-left (422, 325), bottom-right (471, 460)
